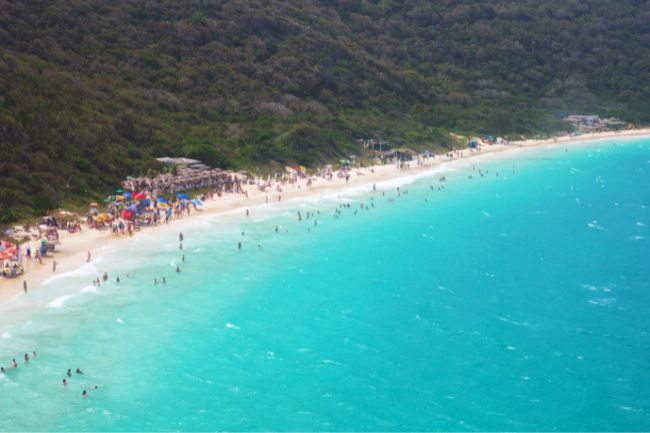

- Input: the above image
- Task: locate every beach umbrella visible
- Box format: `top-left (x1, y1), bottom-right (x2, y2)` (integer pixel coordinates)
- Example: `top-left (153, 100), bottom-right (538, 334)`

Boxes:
top-left (177, 193), bottom-right (189, 200)
top-left (156, 198), bottom-right (169, 204)
top-left (133, 191), bottom-right (147, 200)
top-left (139, 198), bottom-right (151, 207)
top-left (116, 189), bottom-right (124, 194)
top-left (123, 192), bottom-right (132, 199)
top-left (191, 199), bottom-right (203, 206)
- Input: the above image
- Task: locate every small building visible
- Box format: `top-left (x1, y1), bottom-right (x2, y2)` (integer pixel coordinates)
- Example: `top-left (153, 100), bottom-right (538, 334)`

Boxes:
top-left (564, 115), bottom-right (601, 128)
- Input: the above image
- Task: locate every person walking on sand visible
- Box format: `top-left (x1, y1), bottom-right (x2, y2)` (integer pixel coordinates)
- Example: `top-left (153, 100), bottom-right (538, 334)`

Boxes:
top-left (23, 281), bottom-right (27, 293)
top-left (52, 260), bottom-right (57, 273)
top-left (179, 232), bottom-right (184, 242)
top-left (87, 251), bottom-right (91, 263)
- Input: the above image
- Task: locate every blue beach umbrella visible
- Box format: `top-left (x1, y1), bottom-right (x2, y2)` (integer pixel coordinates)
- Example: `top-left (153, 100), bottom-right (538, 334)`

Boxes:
top-left (177, 193), bottom-right (189, 200)
top-left (156, 198), bottom-right (169, 204)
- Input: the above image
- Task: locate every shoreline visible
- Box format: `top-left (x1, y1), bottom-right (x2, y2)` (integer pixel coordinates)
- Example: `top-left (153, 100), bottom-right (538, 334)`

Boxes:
top-left (2, 127), bottom-right (650, 304)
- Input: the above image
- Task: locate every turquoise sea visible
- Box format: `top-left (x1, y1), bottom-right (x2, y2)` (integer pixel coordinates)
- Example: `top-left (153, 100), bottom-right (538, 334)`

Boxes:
top-left (1, 138), bottom-right (649, 431)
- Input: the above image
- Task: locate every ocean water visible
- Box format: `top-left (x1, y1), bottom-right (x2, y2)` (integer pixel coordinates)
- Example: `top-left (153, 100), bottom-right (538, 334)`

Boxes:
top-left (1, 138), bottom-right (649, 431)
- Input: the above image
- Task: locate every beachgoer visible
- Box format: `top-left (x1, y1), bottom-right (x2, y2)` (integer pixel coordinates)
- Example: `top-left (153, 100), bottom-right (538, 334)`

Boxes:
top-left (12, 359), bottom-right (17, 368)
top-left (32, 351), bottom-right (36, 357)
top-left (102, 272), bottom-right (108, 282)
top-left (62, 379), bottom-right (67, 386)
top-left (87, 251), bottom-right (91, 262)
top-left (175, 266), bottom-right (180, 273)
top-left (82, 390), bottom-right (88, 397)
top-left (246, 209), bottom-right (249, 217)
top-left (92, 385), bottom-right (99, 390)
top-left (67, 368), bottom-right (72, 377)
top-left (237, 242), bottom-right (242, 250)
top-left (24, 353), bottom-right (29, 362)
top-left (1, 366), bottom-right (5, 373)
top-left (162, 277), bottom-right (166, 284)
top-left (76, 368), bottom-right (83, 374)
top-left (182, 254), bottom-right (185, 262)
top-left (179, 242), bottom-right (183, 250)
top-left (116, 277), bottom-right (120, 283)
top-left (52, 260), bottom-right (57, 272)
top-left (23, 281), bottom-right (27, 293)
top-left (154, 278), bottom-right (158, 285)
top-left (179, 232), bottom-right (184, 242)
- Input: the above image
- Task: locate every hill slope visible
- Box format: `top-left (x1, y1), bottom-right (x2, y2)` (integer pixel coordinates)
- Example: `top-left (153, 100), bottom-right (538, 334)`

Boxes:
top-left (1, 0), bottom-right (650, 222)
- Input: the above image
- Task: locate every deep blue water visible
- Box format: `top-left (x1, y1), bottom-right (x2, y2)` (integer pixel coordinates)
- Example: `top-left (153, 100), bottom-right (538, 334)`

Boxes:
top-left (1, 138), bottom-right (649, 431)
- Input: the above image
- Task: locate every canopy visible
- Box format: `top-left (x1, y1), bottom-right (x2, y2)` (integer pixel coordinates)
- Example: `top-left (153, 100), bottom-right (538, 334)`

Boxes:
top-left (121, 210), bottom-right (133, 221)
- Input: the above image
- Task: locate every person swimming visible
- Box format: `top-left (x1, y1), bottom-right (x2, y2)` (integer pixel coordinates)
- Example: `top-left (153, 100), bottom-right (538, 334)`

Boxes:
top-left (67, 368), bottom-right (72, 377)
top-left (12, 359), bottom-right (17, 368)
top-left (82, 390), bottom-right (87, 397)
top-left (1, 366), bottom-right (5, 373)
top-left (76, 368), bottom-right (83, 374)
top-left (32, 351), bottom-right (36, 357)
top-left (175, 266), bottom-right (180, 273)
top-left (62, 378), bottom-right (67, 386)
top-left (162, 277), bottom-right (166, 284)
top-left (24, 353), bottom-right (29, 362)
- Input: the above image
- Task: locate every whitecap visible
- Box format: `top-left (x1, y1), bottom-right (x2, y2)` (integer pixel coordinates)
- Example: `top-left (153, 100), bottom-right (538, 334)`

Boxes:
top-left (80, 285), bottom-right (98, 294)
top-left (481, 210), bottom-right (491, 218)
top-left (1, 331), bottom-right (11, 339)
top-left (506, 345), bottom-right (516, 351)
top-left (192, 248), bottom-right (201, 252)
top-left (225, 322), bottom-right (240, 330)
top-left (116, 318), bottom-right (125, 324)
top-left (48, 295), bottom-right (73, 309)
top-left (630, 235), bottom-right (644, 241)
top-left (636, 222), bottom-right (646, 227)
top-left (321, 359), bottom-right (341, 365)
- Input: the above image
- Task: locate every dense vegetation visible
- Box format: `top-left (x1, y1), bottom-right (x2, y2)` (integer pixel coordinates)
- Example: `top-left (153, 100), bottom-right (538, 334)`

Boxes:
top-left (1, 0), bottom-right (650, 222)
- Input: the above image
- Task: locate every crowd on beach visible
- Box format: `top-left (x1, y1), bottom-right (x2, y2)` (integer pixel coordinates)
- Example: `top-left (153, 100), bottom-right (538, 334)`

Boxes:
top-left (1, 146), bottom-right (482, 293)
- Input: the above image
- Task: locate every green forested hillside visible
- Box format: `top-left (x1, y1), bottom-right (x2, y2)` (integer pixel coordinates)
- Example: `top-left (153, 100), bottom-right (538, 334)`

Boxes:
top-left (1, 0), bottom-right (650, 222)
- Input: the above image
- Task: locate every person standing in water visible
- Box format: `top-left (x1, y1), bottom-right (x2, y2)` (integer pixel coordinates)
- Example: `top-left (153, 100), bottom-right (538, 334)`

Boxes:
top-left (179, 232), bottom-right (184, 242)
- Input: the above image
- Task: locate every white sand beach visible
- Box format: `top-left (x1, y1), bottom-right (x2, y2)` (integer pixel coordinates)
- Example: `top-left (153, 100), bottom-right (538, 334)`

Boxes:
top-left (2, 127), bottom-right (649, 303)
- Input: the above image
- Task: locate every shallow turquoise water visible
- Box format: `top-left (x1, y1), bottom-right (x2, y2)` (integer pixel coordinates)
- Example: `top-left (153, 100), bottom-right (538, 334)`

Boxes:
top-left (1, 139), bottom-right (649, 431)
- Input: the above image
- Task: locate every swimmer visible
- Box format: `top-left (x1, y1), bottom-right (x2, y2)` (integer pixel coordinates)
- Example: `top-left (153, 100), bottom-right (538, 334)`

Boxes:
top-left (237, 242), bottom-right (242, 250)
top-left (67, 368), bottom-right (72, 377)
top-left (116, 277), bottom-right (120, 283)
top-left (92, 384), bottom-right (99, 390)
top-left (32, 351), bottom-right (37, 358)
top-left (76, 368), bottom-right (83, 374)
top-left (179, 242), bottom-right (183, 250)
top-left (162, 277), bottom-right (166, 284)
top-left (24, 353), bottom-right (29, 362)
top-left (12, 359), bottom-right (17, 368)
top-left (1, 366), bottom-right (5, 373)
top-left (246, 209), bottom-right (249, 217)
top-left (154, 278), bottom-right (158, 285)
top-left (175, 266), bottom-right (180, 273)
top-left (62, 378), bottom-right (67, 386)
top-left (179, 232), bottom-right (184, 242)
top-left (82, 390), bottom-right (88, 397)
top-left (182, 254), bottom-right (185, 262)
